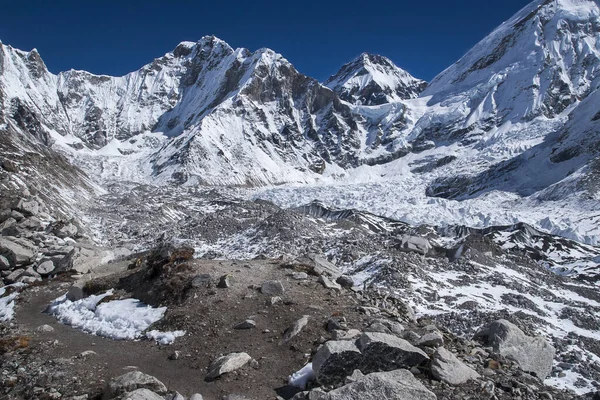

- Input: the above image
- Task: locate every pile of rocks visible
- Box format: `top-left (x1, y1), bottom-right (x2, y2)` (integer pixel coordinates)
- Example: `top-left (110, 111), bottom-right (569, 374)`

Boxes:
top-left (0, 195), bottom-right (100, 286)
top-left (291, 314), bottom-right (571, 400)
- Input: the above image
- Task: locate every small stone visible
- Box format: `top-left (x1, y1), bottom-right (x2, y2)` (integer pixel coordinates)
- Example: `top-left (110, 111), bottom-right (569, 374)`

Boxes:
top-left (261, 280), bottom-right (285, 296)
top-left (217, 274), bottom-right (234, 288)
top-left (36, 260), bottom-right (55, 275)
top-left (234, 320), bottom-right (257, 330)
top-left (281, 315), bottom-right (310, 344)
top-left (189, 395), bottom-right (204, 400)
top-left (36, 324), bottom-right (55, 333)
top-left (336, 275), bottom-right (354, 288)
top-left (191, 274), bottom-right (213, 288)
top-left (206, 352), bottom-right (252, 380)
top-left (292, 272), bottom-right (308, 280)
top-left (485, 359), bottom-right (501, 369)
top-left (318, 275), bottom-right (341, 290)
top-left (250, 359), bottom-right (259, 369)
top-left (168, 351), bottom-right (181, 360)
top-left (78, 350), bottom-right (97, 359)
top-left (268, 296), bottom-right (282, 306)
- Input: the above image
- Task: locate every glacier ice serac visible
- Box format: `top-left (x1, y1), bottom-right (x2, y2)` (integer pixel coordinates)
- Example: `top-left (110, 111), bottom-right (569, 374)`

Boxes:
top-left (1, 0), bottom-right (600, 245)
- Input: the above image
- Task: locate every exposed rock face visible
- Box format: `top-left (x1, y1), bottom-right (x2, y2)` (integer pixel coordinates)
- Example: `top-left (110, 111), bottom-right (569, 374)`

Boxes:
top-left (474, 319), bottom-right (555, 378)
top-left (430, 347), bottom-right (480, 385)
top-left (322, 369), bottom-right (436, 400)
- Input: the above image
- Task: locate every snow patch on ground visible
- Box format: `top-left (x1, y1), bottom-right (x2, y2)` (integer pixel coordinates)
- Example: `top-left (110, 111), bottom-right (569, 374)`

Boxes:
top-left (46, 289), bottom-right (184, 343)
top-left (288, 363), bottom-right (316, 389)
top-left (0, 284), bottom-right (26, 322)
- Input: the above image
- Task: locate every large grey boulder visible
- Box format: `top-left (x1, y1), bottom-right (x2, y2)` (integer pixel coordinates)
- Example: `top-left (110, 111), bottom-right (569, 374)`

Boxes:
top-left (312, 341), bottom-right (363, 385)
top-left (474, 319), bottom-right (555, 378)
top-left (357, 332), bottom-right (429, 374)
top-left (400, 235), bottom-right (431, 255)
top-left (122, 389), bottom-right (164, 400)
top-left (324, 369), bottom-right (436, 400)
top-left (431, 347), bottom-right (479, 385)
top-left (106, 371), bottom-right (167, 398)
top-left (206, 352), bottom-right (252, 380)
top-left (16, 199), bottom-right (40, 216)
top-left (0, 237), bottom-right (37, 267)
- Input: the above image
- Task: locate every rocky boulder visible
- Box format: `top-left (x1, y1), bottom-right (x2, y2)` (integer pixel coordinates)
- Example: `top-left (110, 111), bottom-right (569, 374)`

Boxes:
top-left (430, 347), bottom-right (479, 385)
top-left (0, 237), bottom-right (37, 267)
top-left (36, 260), bottom-right (55, 275)
top-left (206, 352), bottom-right (252, 380)
top-left (312, 340), bottom-right (364, 385)
top-left (357, 332), bottom-right (429, 374)
top-left (105, 371), bottom-right (168, 398)
top-left (261, 280), bottom-right (285, 296)
top-left (474, 319), bottom-right (555, 379)
top-left (122, 388), bottom-right (165, 400)
top-left (323, 369), bottom-right (436, 400)
top-left (16, 199), bottom-right (40, 216)
top-left (399, 235), bottom-right (431, 255)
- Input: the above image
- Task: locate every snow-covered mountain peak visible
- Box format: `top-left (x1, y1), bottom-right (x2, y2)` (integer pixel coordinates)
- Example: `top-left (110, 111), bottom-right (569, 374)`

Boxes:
top-left (325, 52), bottom-right (426, 105)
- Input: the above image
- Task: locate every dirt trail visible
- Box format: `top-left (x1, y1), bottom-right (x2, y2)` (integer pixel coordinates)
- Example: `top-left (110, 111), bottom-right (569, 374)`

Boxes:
top-left (12, 258), bottom-right (366, 399)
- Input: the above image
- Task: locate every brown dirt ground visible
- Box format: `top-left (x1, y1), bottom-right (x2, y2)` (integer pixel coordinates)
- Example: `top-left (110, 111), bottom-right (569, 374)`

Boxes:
top-left (13, 258), bottom-right (370, 400)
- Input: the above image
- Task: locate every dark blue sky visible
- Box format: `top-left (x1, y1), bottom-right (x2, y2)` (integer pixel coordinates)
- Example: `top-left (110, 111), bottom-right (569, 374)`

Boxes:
top-left (0, 0), bottom-right (532, 82)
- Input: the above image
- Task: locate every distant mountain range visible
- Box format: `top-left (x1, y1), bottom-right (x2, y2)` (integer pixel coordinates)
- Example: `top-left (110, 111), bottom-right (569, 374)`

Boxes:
top-left (1, 0), bottom-right (599, 243)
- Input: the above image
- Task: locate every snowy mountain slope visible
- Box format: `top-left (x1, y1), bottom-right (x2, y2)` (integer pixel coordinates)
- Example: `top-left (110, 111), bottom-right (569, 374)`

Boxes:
top-left (147, 44), bottom-right (365, 185)
top-left (325, 53), bottom-right (427, 105)
top-left (418, 0), bottom-right (600, 139)
top-left (1, 37), bottom-right (370, 185)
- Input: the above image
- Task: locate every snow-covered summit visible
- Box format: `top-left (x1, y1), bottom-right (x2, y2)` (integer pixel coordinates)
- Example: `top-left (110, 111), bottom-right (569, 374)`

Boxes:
top-left (325, 52), bottom-right (426, 105)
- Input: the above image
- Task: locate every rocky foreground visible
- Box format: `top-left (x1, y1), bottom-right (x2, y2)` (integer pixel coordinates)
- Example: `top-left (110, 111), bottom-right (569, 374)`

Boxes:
top-left (0, 241), bottom-right (598, 400)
